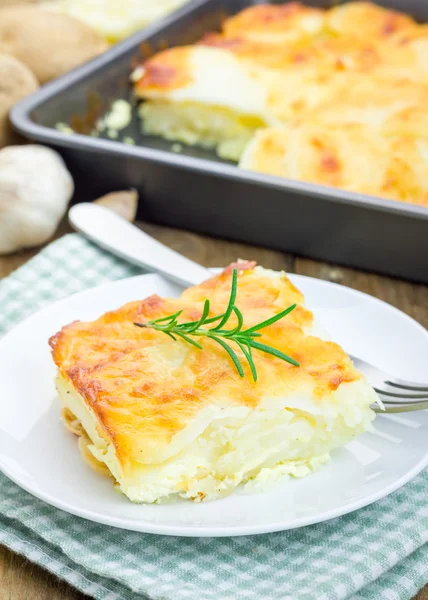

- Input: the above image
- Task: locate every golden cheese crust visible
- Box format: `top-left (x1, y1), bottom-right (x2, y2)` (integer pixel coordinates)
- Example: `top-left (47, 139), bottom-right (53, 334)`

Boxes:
top-left (325, 1), bottom-right (415, 41)
top-left (222, 2), bottom-right (325, 43)
top-left (240, 123), bottom-right (428, 206)
top-left (134, 46), bottom-right (193, 93)
top-left (135, 2), bottom-right (425, 94)
top-left (50, 264), bottom-right (360, 473)
top-left (133, 2), bottom-right (428, 207)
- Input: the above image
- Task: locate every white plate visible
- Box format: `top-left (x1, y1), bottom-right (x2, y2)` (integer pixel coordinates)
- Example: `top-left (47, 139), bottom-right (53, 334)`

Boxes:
top-left (0, 273), bottom-right (427, 537)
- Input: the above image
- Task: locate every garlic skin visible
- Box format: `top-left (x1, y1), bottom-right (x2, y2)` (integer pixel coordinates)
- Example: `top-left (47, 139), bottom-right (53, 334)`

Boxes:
top-left (0, 145), bottom-right (74, 254)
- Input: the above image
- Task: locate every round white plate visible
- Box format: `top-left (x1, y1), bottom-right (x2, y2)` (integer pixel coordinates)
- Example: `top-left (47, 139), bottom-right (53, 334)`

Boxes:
top-left (0, 273), bottom-right (427, 537)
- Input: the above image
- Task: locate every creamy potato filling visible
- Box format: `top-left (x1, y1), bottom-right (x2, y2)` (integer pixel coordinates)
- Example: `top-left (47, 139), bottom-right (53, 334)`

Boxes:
top-left (58, 374), bottom-right (375, 503)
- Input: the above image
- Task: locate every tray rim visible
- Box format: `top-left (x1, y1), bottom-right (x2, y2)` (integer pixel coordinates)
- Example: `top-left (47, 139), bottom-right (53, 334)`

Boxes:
top-left (10, 0), bottom-right (428, 222)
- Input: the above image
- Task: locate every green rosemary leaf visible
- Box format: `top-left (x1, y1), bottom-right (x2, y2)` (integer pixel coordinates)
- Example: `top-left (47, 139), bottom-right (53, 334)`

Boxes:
top-left (182, 313), bottom-right (224, 328)
top-left (248, 340), bottom-right (300, 367)
top-left (203, 314), bottom-right (226, 325)
top-left (164, 331), bottom-right (177, 341)
top-left (185, 299), bottom-right (210, 333)
top-left (210, 335), bottom-right (244, 377)
top-left (149, 310), bottom-right (183, 324)
top-left (231, 306), bottom-right (244, 332)
top-left (174, 331), bottom-right (203, 349)
top-left (211, 268), bottom-right (238, 331)
top-left (220, 306), bottom-right (244, 338)
top-left (243, 304), bottom-right (297, 334)
top-left (236, 339), bottom-right (257, 382)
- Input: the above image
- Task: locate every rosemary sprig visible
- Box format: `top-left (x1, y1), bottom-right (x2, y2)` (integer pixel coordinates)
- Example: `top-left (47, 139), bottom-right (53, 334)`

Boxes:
top-left (134, 269), bottom-right (299, 381)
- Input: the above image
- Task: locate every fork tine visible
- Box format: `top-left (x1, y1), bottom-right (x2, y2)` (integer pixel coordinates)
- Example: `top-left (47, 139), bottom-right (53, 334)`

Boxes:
top-left (373, 400), bottom-right (428, 414)
top-left (384, 379), bottom-right (428, 393)
top-left (375, 396), bottom-right (428, 405)
top-left (374, 388), bottom-right (428, 401)
top-left (349, 355), bottom-right (428, 393)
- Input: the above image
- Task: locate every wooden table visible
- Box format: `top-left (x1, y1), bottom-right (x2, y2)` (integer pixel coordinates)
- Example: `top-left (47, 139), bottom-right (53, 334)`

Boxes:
top-left (0, 221), bottom-right (427, 600)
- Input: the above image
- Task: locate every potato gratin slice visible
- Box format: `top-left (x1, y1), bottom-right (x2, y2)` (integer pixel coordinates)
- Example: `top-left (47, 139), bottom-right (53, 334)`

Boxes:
top-left (50, 264), bottom-right (377, 503)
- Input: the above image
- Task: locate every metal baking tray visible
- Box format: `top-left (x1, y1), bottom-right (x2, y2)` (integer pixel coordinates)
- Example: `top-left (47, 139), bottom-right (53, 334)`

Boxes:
top-left (11, 0), bottom-right (428, 283)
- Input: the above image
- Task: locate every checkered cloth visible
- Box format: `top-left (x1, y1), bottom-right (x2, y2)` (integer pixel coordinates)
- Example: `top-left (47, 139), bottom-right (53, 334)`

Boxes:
top-left (0, 233), bottom-right (426, 600)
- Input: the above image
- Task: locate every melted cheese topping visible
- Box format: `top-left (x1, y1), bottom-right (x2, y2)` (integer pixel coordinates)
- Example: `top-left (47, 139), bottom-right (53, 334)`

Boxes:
top-left (240, 123), bottom-right (428, 206)
top-left (51, 264), bottom-right (377, 502)
top-left (222, 2), bottom-right (326, 44)
top-left (134, 1), bottom-right (428, 206)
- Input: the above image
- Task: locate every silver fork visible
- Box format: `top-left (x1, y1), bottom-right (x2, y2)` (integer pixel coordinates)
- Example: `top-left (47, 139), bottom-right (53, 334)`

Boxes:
top-left (68, 203), bottom-right (428, 416)
top-left (350, 355), bottom-right (428, 414)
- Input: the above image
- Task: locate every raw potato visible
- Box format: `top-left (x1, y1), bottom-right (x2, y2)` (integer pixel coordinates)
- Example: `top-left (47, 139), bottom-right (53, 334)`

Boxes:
top-left (0, 145), bottom-right (74, 254)
top-left (0, 6), bottom-right (108, 84)
top-left (0, 53), bottom-right (39, 148)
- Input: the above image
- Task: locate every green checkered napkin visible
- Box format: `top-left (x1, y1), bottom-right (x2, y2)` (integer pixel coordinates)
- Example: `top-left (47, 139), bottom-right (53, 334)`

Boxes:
top-left (0, 233), bottom-right (426, 600)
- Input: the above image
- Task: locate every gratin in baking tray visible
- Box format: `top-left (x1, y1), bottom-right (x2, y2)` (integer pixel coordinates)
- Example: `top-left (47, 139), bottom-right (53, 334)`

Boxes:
top-left (11, 0), bottom-right (428, 283)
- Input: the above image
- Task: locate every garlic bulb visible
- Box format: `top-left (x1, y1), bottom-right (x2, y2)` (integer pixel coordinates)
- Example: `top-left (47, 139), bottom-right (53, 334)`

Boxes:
top-left (0, 145), bottom-right (74, 254)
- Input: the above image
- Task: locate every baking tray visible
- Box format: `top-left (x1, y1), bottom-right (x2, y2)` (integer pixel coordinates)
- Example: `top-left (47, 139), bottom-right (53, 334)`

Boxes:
top-left (11, 0), bottom-right (428, 283)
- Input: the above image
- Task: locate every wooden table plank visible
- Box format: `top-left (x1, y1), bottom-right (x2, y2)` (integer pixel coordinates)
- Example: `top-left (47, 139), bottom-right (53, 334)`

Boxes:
top-left (142, 222), bottom-right (295, 272)
top-left (0, 222), bottom-right (426, 600)
top-left (0, 546), bottom-right (89, 600)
